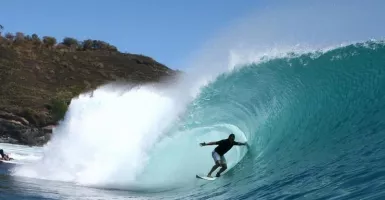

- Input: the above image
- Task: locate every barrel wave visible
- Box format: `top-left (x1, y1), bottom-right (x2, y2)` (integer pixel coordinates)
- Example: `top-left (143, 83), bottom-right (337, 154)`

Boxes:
top-left (11, 41), bottom-right (385, 199)
top-left (180, 41), bottom-right (385, 199)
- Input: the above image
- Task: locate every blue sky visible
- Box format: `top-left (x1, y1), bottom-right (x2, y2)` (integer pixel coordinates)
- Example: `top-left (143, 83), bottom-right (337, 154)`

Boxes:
top-left (0, 0), bottom-right (263, 69)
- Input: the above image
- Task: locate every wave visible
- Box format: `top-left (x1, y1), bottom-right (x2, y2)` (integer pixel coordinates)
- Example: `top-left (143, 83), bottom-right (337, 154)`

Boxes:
top-left (11, 41), bottom-right (385, 197)
top-left (9, 0), bottom-right (385, 198)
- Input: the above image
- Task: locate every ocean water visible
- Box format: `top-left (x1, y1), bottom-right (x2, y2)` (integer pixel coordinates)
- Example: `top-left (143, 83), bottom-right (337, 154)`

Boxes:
top-left (2, 0), bottom-right (385, 198)
top-left (1, 40), bottom-right (385, 200)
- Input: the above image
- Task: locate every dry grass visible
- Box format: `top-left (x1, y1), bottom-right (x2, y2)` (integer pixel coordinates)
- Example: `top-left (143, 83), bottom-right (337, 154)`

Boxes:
top-left (0, 40), bottom-right (177, 127)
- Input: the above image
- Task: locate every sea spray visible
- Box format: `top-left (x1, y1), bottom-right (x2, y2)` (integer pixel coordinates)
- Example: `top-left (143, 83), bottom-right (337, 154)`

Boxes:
top-left (12, 83), bottom-right (191, 186)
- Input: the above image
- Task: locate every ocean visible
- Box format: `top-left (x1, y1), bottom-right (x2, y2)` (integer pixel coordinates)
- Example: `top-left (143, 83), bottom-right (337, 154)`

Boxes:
top-left (1, 40), bottom-right (385, 199)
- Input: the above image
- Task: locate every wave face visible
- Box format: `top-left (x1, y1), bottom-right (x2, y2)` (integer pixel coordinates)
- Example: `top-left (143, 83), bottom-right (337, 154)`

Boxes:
top-left (12, 41), bottom-right (385, 199)
top-left (180, 41), bottom-right (385, 199)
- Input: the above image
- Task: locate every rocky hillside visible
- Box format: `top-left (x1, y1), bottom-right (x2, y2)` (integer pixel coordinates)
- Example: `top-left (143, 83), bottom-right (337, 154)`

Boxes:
top-left (0, 29), bottom-right (178, 146)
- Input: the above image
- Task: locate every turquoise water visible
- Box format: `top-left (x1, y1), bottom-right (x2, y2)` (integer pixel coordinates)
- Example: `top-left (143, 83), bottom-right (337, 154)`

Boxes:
top-left (180, 41), bottom-right (385, 199)
top-left (1, 41), bottom-right (385, 199)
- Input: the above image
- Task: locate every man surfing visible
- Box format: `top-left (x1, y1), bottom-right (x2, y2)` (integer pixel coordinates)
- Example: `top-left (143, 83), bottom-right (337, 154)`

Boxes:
top-left (200, 133), bottom-right (247, 178)
top-left (0, 149), bottom-right (13, 161)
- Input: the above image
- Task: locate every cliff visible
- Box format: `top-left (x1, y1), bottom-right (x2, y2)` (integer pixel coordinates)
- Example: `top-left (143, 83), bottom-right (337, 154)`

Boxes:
top-left (0, 31), bottom-right (178, 146)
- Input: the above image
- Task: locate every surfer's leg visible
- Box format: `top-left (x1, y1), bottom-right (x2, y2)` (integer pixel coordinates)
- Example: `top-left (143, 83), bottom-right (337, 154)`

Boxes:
top-left (208, 151), bottom-right (221, 177)
top-left (216, 156), bottom-right (227, 177)
top-left (207, 162), bottom-right (220, 177)
top-left (216, 164), bottom-right (227, 177)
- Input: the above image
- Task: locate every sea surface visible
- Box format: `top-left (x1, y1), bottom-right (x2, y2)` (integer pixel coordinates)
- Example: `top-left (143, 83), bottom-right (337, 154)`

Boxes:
top-left (1, 40), bottom-right (385, 199)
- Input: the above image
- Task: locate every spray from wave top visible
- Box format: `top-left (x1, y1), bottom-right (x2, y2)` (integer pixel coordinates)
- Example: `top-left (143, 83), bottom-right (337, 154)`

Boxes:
top-left (12, 76), bottom-right (248, 190)
top-left (12, 83), bottom-right (191, 187)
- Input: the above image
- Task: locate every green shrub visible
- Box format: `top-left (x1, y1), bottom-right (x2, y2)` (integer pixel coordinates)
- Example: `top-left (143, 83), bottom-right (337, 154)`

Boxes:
top-left (93, 40), bottom-right (117, 51)
top-left (82, 39), bottom-right (93, 50)
top-left (62, 37), bottom-right (79, 47)
top-left (50, 98), bottom-right (68, 121)
top-left (24, 35), bottom-right (32, 41)
top-left (31, 34), bottom-right (41, 44)
top-left (81, 39), bottom-right (117, 51)
top-left (42, 36), bottom-right (57, 47)
top-left (14, 32), bottom-right (25, 44)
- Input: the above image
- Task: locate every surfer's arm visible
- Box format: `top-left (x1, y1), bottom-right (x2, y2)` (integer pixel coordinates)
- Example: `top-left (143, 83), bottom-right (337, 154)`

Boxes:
top-left (200, 141), bottom-right (219, 146)
top-left (234, 141), bottom-right (247, 146)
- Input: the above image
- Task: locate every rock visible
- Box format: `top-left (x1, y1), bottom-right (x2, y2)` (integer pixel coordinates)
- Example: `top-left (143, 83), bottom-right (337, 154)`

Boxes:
top-left (0, 118), bottom-right (51, 146)
top-left (0, 136), bottom-right (19, 144)
top-left (53, 56), bottom-right (60, 63)
top-left (99, 71), bottom-right (108, 78)
top-left (92, 62), bottom-right (104, 68)
top-left (42, 125), bottom-right (55, 134)
top-left (0, 111), bottom-right (29, 126)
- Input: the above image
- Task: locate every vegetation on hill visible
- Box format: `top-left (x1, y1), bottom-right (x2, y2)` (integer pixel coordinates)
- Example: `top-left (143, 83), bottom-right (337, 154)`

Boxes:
top-left (0, 25), bottom-right (177, 131)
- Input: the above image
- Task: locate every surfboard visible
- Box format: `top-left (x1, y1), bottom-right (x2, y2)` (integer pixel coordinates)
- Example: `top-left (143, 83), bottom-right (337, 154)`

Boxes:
top-left (196, 174), bottom-right (216, 181)
top-left (0, 160), bottom-right (19, 164)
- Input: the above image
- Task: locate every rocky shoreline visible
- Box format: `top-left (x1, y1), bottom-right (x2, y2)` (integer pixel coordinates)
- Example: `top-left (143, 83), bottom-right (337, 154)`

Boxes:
top-left (0, 111), bottom-right (53, 146)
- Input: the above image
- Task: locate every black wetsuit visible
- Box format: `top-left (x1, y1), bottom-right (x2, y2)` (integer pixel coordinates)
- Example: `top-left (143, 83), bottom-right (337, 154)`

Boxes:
top-left (0, 149), bottom-right (4, 158)
top-left (214, 139), bottom-right (239, 156)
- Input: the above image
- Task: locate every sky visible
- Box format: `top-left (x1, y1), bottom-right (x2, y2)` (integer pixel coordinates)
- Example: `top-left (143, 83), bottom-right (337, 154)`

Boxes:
top-left (0, 0), bottom-right (263, 70)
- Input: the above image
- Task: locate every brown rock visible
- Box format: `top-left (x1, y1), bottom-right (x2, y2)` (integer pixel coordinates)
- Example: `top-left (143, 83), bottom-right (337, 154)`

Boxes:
top-left (0, 118), bottom-right (50, 146)
top-left (0, 111), bottom-right (29, 126)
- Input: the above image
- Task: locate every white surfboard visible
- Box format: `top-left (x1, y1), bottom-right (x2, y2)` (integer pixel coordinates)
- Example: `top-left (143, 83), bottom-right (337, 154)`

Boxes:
top-left (0, 157), bottom-right (24, 165)
top-left (196, 174), bottom-right (216, 181)
top-left (0, 160), bottom-right (20, 165)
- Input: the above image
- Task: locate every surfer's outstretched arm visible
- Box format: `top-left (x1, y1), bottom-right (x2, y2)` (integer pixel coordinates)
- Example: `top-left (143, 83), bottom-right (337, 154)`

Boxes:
top-left (200, 141), bottom-right (218, 146)
top-left (234, 141), bottom-right (248, 146)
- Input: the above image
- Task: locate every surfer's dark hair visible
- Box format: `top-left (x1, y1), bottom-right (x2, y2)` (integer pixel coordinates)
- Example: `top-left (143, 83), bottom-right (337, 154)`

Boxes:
top-left (229, 133), bottom-right (235, 138)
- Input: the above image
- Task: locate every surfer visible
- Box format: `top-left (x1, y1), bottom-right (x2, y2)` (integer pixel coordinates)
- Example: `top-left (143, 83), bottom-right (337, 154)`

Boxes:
top-left (200, 133), bottom-right (247, 177)
top-left (0, 149), bottom-right (13, 161)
